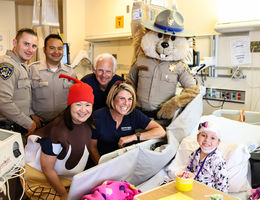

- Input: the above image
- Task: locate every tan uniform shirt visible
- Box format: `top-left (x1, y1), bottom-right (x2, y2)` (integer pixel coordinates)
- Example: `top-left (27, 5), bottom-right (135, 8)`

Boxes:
top-left (0, 50), bottom-right (33, 129)
top-left (29, 61), bottom-right (76, 121)
top-left (127, 55), bottom-right (196, 111)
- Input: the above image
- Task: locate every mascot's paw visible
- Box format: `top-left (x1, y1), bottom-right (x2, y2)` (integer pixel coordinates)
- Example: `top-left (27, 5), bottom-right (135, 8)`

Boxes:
top-left (157, 85), bottom-right (200, 119)
top-left (157, 98), bottom-right (179, 119)
top-left (182, 85), bottom-right (200, 96)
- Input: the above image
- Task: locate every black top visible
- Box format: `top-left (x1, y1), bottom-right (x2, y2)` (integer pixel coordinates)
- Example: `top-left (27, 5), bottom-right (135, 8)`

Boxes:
top-left (81, 73), bottom-right (124, 110)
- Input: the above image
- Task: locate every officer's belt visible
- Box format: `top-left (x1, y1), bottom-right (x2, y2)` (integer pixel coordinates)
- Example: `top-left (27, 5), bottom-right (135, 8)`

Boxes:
top-left (136, 107), bottom-right (159, 119)
top-left (0, 120), bottom-right (27, 134)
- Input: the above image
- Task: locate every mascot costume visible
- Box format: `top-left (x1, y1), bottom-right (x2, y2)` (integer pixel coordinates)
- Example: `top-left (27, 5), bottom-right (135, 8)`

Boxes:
top-left (127, 8), bottom-right (199, 121)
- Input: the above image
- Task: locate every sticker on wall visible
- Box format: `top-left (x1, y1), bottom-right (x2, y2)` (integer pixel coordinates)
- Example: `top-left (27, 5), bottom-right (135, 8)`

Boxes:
top-left (0, 31), bottom-right (8, 56)
top-left (132, 9), bottom-right (142, 20)
top-left (116, 16), bottom-right (124, 28)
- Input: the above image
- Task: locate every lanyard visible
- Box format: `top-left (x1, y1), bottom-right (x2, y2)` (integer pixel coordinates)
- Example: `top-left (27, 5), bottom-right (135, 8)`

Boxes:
top-left (189, 148), bottom-right (216, 180)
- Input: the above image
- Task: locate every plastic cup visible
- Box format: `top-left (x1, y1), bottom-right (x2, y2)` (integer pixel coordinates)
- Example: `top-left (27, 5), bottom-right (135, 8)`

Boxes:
top-left (175, 171), bottom-right (195, 192)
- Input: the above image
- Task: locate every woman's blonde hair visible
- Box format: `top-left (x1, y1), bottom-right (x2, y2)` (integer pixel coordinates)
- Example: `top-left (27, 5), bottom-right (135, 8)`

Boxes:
top-left (106, 81), bottom-right (136, 115)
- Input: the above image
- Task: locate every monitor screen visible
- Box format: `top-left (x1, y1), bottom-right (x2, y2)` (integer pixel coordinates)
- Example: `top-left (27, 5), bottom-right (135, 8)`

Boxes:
top-left (0, 130), bottom-right (12, 141)
top-left (187, 48), bottom-right (200, 68)
top-left (61, 43), bottom-right (70, 64)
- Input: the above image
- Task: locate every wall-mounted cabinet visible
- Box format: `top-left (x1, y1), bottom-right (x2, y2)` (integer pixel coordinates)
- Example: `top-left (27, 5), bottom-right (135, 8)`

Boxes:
top-left (85, 0), bottom-right (133, 41)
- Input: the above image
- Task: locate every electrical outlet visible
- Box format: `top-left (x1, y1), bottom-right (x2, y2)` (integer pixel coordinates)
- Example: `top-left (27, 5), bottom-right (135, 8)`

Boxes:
top-left (250, 41), bottom-right (260, 52)
top-left (204, 88), bottom-right (245, 104)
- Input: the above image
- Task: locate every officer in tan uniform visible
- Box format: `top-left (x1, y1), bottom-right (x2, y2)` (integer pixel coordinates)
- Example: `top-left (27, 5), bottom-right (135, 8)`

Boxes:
top-left (0, 28), bottom-right (38, 135)
top-left (30, 34), bottom-right (76, 126)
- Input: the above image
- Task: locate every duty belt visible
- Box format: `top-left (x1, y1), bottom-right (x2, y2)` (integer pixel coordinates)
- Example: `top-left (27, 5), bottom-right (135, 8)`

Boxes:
top-left (0, 120), bottom-right (27, 135)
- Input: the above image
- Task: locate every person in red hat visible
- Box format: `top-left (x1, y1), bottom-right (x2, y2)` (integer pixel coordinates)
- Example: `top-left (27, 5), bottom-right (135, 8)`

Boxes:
top-left (23, 74), bottom-right (95, 200)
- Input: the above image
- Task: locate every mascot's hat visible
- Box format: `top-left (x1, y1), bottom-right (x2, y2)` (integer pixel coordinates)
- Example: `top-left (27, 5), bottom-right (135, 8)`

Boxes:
top-left (59, 74), bottom-right (94, 106)
top-left (142, 9), bottom-right (195, 37)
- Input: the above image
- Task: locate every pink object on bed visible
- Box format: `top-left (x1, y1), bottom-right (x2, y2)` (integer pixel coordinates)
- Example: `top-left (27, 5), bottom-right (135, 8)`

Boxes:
top-left (81, 180), bottom-right (141, 200)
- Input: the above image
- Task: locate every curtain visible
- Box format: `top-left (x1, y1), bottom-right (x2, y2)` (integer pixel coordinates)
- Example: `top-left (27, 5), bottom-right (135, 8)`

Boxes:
top-left (31, 0), bottom-right (60, 62)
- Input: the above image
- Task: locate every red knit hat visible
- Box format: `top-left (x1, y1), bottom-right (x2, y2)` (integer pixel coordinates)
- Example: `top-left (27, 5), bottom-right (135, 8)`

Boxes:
top-left (59, 74), bottom-right (94, 106)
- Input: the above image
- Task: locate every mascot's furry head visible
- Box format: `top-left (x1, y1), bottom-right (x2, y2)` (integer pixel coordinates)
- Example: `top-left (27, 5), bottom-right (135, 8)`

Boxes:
top-left (132, 9), bottom-right (195, 63)
top-left (141, 32), bottom-right (189, 61)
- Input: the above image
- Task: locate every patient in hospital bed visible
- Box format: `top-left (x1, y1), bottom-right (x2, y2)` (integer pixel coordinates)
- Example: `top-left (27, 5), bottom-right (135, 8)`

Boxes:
top-left (186, 121), bottom-right (228, 192)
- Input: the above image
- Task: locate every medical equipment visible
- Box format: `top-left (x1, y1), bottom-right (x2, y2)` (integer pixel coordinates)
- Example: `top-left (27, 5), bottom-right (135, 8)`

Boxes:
top-left (0, 128), bottom-right (24, 177)
top-left (250, 151), bottom-right (260, 188)
top-left (191, 56), bottom-right (216, 75)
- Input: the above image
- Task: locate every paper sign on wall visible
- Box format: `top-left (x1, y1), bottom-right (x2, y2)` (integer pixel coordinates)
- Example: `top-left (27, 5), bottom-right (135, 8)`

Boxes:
top-left (230, 37), bottom-right (251, 66)
top-left (116, 16), bottom-right (124, 28)
top-left (0, 31), bottom-right (8, 56)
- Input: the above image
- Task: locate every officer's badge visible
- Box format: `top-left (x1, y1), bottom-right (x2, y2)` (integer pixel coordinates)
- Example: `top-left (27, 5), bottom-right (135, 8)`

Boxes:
top-left (0, 63), bottom-right (14, 80)
top-left (168, 64), bottom-right (176, 72)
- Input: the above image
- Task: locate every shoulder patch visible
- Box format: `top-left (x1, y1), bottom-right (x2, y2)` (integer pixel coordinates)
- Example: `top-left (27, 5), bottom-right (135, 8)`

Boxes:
top-left (184, 64), bottom-right (191, 73)
top-left (0, 62), bottom-right (14, 80)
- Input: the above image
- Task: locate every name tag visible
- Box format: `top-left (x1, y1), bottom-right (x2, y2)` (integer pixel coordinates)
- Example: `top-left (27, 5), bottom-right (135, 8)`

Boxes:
top-left (121, 126), bottom-right (132, 131)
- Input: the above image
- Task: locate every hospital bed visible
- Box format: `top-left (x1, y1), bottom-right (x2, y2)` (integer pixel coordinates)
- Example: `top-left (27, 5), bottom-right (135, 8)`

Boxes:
top-left (67, 92), bottom-right (203, 200)
top-left (139, 109), bottom-right (260, 200)
top-left (67, 93), bottom-right (260, 200)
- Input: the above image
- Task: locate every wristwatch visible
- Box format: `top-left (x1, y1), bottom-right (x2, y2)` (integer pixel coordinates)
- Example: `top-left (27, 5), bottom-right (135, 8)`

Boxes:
top-left (136, 132), bottom-right (141, 142)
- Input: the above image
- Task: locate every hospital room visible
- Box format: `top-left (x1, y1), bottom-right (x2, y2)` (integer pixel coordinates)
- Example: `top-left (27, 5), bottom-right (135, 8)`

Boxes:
top-left (0, 0), bottom-right (260, 199)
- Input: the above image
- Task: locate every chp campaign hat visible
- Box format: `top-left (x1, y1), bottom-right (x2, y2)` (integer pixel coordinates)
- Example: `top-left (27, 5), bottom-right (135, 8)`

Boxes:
top-left (59, 74), bottom-right (94, 106)
top-left (142, 9), bottom-right (195, 37)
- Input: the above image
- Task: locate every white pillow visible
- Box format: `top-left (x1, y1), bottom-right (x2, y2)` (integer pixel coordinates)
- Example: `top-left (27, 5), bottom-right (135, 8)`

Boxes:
top-left (196, 115), bottom-right (260, 147)
top-left (127, 131), bottom-right (179, 185)
top-left (166, 93), bottom-right (203, 142)
top-left (127, 145), bottom-right (175, 185)
top-left (166, 135), bottom-right (251, 193)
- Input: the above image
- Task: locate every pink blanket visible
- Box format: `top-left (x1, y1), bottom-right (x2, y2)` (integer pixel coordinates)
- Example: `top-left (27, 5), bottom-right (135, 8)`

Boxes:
top-left (81, 180), bottom-right (141, 200)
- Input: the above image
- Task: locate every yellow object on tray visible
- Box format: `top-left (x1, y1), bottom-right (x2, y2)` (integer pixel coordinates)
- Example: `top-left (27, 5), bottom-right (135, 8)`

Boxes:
top-left (175, 171), bottom-right (195, 192)
top-left (159, 192), bottom-right (194, 200)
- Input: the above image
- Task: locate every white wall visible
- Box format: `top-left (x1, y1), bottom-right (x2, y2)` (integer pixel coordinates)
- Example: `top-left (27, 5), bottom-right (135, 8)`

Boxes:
top-left (16, 4), bottom-right (33, 30)
top-left (177, 0), bottom-right (218, 36)
top-left (85, 0), bottom-right (132, 39)
top-left (0, 1), bottom-right (16, 55)
top-left (92, 39), bottom-right (133, 77)
top-left (63, 0), bottom-right (86, 62)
